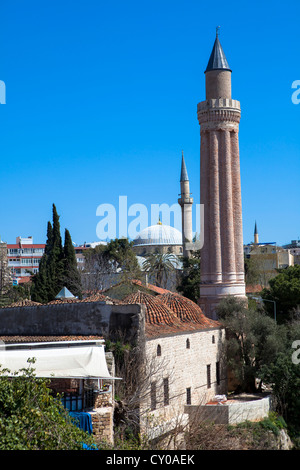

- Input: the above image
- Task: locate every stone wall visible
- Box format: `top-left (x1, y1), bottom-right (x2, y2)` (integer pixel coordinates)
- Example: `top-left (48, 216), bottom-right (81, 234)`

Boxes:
top-left (0, 301), bottom-right (144, 343)
top-left (91, 386), bottom-right (114, 445)
top-left (141, 326), bottom-right (226, 437)
top-left (185, 395), bottom-right (272, 425)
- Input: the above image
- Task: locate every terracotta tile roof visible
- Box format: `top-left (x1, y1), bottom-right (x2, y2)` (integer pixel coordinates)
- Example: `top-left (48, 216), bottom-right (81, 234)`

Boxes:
top-left (2, 292), bottom-right (124, 308)
top-left (123, 290), bottom-right (221, 338)
top-left (123, 290), bottom-right (179, 326)
top-left (246, 284), bottom-right (263, 294)
top-left (17, 276), bottom-right (32, 284)
top-left (131, 279), bottom-right (171, 295)
top-left (1, 299), bottom-right (42, 308)
top-left (47, 298), bottom-right (81, 305)
top-left (0, 335), bottom-right (104, 344)
top-left (157, 292), bottom-right (220, 328)
top-left (83, 293), bottom-right (124, 305)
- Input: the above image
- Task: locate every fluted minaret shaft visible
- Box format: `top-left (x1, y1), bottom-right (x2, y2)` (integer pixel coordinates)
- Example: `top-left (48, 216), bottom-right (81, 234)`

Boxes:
top-left (197, 32), bottom-right (246, 318)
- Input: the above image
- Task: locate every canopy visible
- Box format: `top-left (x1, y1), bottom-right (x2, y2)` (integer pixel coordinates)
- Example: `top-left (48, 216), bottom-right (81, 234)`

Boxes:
top-left (0, 341), bottom-right (118, 379)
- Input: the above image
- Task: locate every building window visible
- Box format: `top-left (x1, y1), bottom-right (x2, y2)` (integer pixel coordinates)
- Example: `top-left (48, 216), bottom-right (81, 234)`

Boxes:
top-left (151, 382), bottom-right (157, 410)
top-left (163, 378), bottom-right (169, 406)
top-left (186, 387), bottom-right (191, 405)
top-left (207, 365), bottom-right (211, 389)
top-left (216, 361), bottom-right (220, 386)
top-left (157, 344), bottom-right (161, 356)
top-left (186, 338), bottom-right (190, 349)
top-left (212, 335), bottom-right (215, 344)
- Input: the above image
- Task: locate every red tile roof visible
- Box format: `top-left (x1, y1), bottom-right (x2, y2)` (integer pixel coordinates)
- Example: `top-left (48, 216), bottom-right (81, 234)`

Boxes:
top-left (83, 293), bottom-right (124, 305)
top-left (2, 299), bottom-right (42, 308)
top-left (157, 292), bottom-right (220, 328)
top-left (123, 290), bottom-right (221, 338)
top-left (0, 335), bottom-right (104, 344)
top-left (246, 284), bottom-right (263, 293)
top-left (123, 290), bottom-right (179, 326)
top-left (131, 279), bottom-right (170, 295)
top-left (16, 276), bottom-right (32, 284)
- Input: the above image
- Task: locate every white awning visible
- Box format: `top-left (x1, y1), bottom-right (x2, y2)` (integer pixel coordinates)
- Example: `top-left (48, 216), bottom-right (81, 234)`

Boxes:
top-left (0, 341), bottom-right (119, 379)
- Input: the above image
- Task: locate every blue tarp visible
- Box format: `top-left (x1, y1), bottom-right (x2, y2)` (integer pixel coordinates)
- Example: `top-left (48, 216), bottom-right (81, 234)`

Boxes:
top-left (69, 411), bottom-right (93, 434)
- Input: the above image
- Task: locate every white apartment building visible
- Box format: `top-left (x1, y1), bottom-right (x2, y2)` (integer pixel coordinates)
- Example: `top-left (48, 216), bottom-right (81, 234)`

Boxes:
top-left (7, 236), bottom-right (45, 284)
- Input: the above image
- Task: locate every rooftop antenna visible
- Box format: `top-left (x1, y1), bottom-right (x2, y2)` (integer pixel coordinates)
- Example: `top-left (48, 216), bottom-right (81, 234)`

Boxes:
top-left (216, 25), bottom-right (220, 37)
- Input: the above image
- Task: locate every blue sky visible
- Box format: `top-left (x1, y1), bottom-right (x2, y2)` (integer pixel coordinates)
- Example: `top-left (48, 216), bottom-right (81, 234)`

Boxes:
top-left (0, 0), bottom-right (299, 247)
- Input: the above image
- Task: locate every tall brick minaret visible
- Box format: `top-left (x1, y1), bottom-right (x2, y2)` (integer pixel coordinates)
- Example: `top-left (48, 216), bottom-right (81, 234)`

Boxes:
top-left (178, 151), bottom-right (193, 257)
top-left (197, 30), bottom-right (246, 318)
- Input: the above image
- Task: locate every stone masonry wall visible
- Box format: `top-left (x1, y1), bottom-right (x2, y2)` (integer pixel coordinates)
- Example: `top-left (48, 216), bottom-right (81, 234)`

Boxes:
top-left (141, 326), bottom-right (226, 437)
top-left (0, 301), bottom-right (144, 343)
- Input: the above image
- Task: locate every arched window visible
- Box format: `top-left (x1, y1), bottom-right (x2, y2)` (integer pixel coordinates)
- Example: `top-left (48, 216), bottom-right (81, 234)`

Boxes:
top-left (186, 338), bottom-right (190, 349)
top-left (157, 344), bottom-right (162, 356)
top-left (212, 335), bottom-right (215, 344)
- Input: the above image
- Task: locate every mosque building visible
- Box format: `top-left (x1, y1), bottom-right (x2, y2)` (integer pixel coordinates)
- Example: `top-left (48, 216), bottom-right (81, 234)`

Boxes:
top-left (132, 152), bottom-right (194, 258)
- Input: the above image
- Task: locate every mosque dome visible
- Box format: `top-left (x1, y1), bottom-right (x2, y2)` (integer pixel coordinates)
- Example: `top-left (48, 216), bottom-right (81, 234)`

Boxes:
top-left (133, 221), bottom-right (182, 247)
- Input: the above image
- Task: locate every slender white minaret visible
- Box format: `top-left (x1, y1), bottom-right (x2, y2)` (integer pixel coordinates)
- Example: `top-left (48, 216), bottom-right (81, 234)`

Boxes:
top-left (197, 30), bottom-right (246, 318)
top-left (178, 152), bottom-right (193, 257)
top-left (254, 221), bottom-right (259, 245)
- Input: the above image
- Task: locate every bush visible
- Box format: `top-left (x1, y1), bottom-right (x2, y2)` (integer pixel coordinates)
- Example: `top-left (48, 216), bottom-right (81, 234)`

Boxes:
top-left (0, 360), bottom-right (97, 450)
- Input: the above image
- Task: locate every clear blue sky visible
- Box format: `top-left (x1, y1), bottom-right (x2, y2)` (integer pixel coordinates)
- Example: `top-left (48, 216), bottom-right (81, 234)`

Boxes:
top-left (0, 0), bottom-right (299, 247)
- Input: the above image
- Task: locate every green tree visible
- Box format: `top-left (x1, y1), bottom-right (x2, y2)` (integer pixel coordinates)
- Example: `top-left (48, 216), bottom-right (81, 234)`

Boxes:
top-left (62, 229), bottom-right (82, 298)
top-left (216, 296), bottom-right (286, 393)
top-left (258, 317), bottom-right (300, 432)
top-left (81, 238), bottom-right (141, 293)
top-left (142, 252), bottom-right (178, 288)
top-left (244, 255), bottom-right (260, 286)
top-left (47, 204), bottom-right (64, 299)
top-left (31, 204), bottom-right (80, 302)
top-left (0, 361), bottom-right (96, 450)
top-left (177, 249), bottom-right (201, 302)
top-left (105, 238), bottom-right (141, 281)
top-left (261, 265), bottom-right (300, 323)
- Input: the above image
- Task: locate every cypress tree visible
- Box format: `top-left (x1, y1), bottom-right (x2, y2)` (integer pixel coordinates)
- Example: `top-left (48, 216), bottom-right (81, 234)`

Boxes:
top-left (32, 204), bottom-right (78, 302)
top-left (47, 204), bottom-right (64, 299)
top-left (31, 221), bottom-right (54, 303)
top-left (45, 221), bottom-right (53, 256)
top-left (63, 229), bottom-right (82, 298)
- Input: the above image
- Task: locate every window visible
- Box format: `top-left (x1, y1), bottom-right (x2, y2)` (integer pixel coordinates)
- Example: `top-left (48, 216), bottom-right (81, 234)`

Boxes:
top-left (186, 387), bottom-right (191, 405)
top-left (163, 378), bottom-right (169, 406)
top-left (212, 335), bottom-right (215, 344)
top-left (216, 361), bottom-right (220, 386)
top-left (151, 382), bottom-right (157, 410)
top-left (207, 365), bottom-right (211, 389)
top-left (186, 338), bottom-right (190, 349)
top-left (157, 344), bottom-right (161, 356)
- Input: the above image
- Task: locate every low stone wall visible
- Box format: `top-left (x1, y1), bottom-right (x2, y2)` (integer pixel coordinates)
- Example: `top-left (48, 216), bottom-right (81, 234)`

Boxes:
top-left (91, 407), bottom-right (114, 444)
top-left (90, 386), bottom-right (114, 445)
top-left (185, 395), bottom-right (272, 425)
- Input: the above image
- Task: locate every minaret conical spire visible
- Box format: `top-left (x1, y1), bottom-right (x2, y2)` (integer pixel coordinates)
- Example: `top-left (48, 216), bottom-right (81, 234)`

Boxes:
top-left (178, 152), bottom-right (193, 256)
top-left (180, 151), bottom-right (189, 182)
top-left (254, 221), bottom-right (258, 235)
top-left (205, 27), bottom-right (231, 73)
top-left (254, 221), bottom-right (259, 244)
